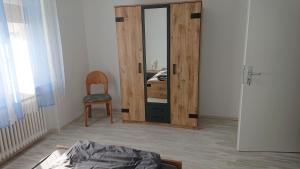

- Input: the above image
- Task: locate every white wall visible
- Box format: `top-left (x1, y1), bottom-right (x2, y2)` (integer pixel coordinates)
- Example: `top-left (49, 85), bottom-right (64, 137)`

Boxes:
top-left (48, 0), bottom-right (89, 129)
top-left (82, 0), bottom-right (248, 118)
top-left (200, 0), bottom-right (248, 118)
top-left (82, 0), bottom-right (136, 109)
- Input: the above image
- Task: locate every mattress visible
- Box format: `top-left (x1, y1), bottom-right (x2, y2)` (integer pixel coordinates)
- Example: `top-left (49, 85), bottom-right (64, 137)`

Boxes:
top-left (33, 140), bottom-right (180, 169)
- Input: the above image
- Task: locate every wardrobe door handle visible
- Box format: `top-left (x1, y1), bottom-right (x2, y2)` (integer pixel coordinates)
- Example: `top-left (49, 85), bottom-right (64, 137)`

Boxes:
top-left (173, 64), bottom-right (177, 75)
top-left (138, 63), bottom-right (142, 73)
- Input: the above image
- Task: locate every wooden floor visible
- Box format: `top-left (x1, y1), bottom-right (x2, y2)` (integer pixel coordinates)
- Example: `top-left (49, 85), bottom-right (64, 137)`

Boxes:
top-left (2, 110), bottom-right (300, 169)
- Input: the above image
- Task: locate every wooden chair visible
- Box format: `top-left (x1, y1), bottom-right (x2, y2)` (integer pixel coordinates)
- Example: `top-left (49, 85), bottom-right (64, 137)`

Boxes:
top-left (83, 71), bottom-right (112, 127)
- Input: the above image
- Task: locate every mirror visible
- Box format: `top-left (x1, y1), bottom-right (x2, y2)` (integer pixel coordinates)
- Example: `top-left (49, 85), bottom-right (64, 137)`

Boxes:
top-left (145, 8), bottom-right (168, 103)
top-left (143, 6), bottom-right (170, 123)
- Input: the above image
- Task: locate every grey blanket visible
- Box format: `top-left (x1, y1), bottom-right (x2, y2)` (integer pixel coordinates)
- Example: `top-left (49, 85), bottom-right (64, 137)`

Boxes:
top-left (49, 140), bottom-right (161, 169)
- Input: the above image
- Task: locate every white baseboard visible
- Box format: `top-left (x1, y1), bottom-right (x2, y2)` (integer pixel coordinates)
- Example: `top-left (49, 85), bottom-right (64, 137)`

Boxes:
top-left (200, 113), bottom-right (238, 121)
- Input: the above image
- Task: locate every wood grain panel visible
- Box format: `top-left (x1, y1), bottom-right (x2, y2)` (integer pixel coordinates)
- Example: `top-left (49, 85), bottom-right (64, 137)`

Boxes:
top-left (170, 2), bottom-right (201, 127)
top-left (147, 80), bottom-right (167, 99)
top-left (115, 6), bottom-right (145, 122)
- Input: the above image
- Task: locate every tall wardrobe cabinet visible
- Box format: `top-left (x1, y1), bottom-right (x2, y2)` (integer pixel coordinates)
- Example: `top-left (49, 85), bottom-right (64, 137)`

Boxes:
top-left (115, 1), bottom-right (202, 128)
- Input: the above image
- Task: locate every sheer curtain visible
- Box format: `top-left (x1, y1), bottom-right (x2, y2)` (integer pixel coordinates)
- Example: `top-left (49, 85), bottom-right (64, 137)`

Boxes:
top-left (22, 0), bottom-right (55, 107)
top-left (0, 0), bottom-right (23, 127)
top-left (0, 0), bottom-right (64, 128)
top-left (41, 0), bottom-right (65, 96)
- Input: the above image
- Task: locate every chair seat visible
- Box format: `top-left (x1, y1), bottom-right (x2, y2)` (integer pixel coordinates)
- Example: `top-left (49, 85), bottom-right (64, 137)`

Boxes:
top-left (83, 94), bottom-right (112, 103)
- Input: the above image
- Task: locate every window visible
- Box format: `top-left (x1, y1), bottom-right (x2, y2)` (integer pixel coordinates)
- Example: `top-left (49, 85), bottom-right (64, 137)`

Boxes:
top-left (3, 1), bottom-right (35, 98)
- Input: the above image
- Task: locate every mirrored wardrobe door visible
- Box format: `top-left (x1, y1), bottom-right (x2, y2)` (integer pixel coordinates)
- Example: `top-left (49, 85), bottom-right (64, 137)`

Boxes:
top-left (142, 5), bottom-right (170, 123)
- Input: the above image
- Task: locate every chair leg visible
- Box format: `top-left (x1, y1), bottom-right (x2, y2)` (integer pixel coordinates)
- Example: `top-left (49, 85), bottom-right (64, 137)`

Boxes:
top-left (106, 103), bottom-right (110, 116)
top-left (109, 101), bottom-right (113, 123)
top-left (88, 105), bottom-right (92, 118)
top-left (84, 105), bottom-right (88, 127)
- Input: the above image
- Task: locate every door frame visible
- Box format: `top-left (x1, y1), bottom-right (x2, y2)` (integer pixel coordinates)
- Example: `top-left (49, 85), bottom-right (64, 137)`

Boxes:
top-left (237, 0), bottom-right (252, 151)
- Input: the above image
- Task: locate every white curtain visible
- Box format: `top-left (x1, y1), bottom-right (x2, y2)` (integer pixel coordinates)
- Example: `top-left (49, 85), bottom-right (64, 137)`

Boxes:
top-left (41, 0), bottom-right (65, 129)
top-left (0, 0), bottom-right (64, 128)
top-left (41, 0), bottom-right (65, 96)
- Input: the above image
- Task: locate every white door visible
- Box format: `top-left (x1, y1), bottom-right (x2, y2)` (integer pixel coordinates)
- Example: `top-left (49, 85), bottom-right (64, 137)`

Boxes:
top-left (238, 0), bottom-right (300, 152)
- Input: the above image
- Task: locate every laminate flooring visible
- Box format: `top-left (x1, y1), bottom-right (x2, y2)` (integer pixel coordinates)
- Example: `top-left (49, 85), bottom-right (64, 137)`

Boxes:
top-left (2, 110), bottom-right (300, 169)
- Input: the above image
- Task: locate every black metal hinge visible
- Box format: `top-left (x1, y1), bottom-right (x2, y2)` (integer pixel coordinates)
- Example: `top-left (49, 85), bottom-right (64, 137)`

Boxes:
top-left (191, 13), bottom-right (201, 19)
top-left (121, 108), bottom-right (129, 113)
top-left (189, 114), bottom-right (199, 119)
top-left (115, 17), bottom-right (124, 22)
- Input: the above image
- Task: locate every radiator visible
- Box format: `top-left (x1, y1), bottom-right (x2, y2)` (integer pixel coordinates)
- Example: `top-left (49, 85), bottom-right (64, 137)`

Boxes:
top-left (0, 96), bottom-right (48, 163)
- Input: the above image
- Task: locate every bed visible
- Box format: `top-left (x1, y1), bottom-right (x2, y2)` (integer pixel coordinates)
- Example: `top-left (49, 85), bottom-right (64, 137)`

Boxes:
top-left (32, 141), bottom-right (182, 169)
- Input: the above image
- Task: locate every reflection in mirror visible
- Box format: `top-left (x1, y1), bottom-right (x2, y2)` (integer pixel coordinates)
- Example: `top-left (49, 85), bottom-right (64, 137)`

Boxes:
top-left (144, 8), bottom-right (168, 104)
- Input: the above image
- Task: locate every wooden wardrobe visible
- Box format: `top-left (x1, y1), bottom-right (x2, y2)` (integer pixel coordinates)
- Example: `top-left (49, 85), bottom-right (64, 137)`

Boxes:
top-left (115, 1), bottom-right (201, 128)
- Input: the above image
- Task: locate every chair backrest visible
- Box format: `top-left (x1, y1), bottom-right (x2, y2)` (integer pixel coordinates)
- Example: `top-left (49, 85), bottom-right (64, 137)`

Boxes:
top-left (86, 71), bottom-right (108, 95)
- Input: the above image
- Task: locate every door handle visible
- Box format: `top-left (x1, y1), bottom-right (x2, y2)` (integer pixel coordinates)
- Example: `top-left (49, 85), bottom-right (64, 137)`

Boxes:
top-left (173, 64), bottom-right (177, 75)
top-left (246, 66), bottom-right (262, 86)
top-left (138, 63), bottom-right (142, 73)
